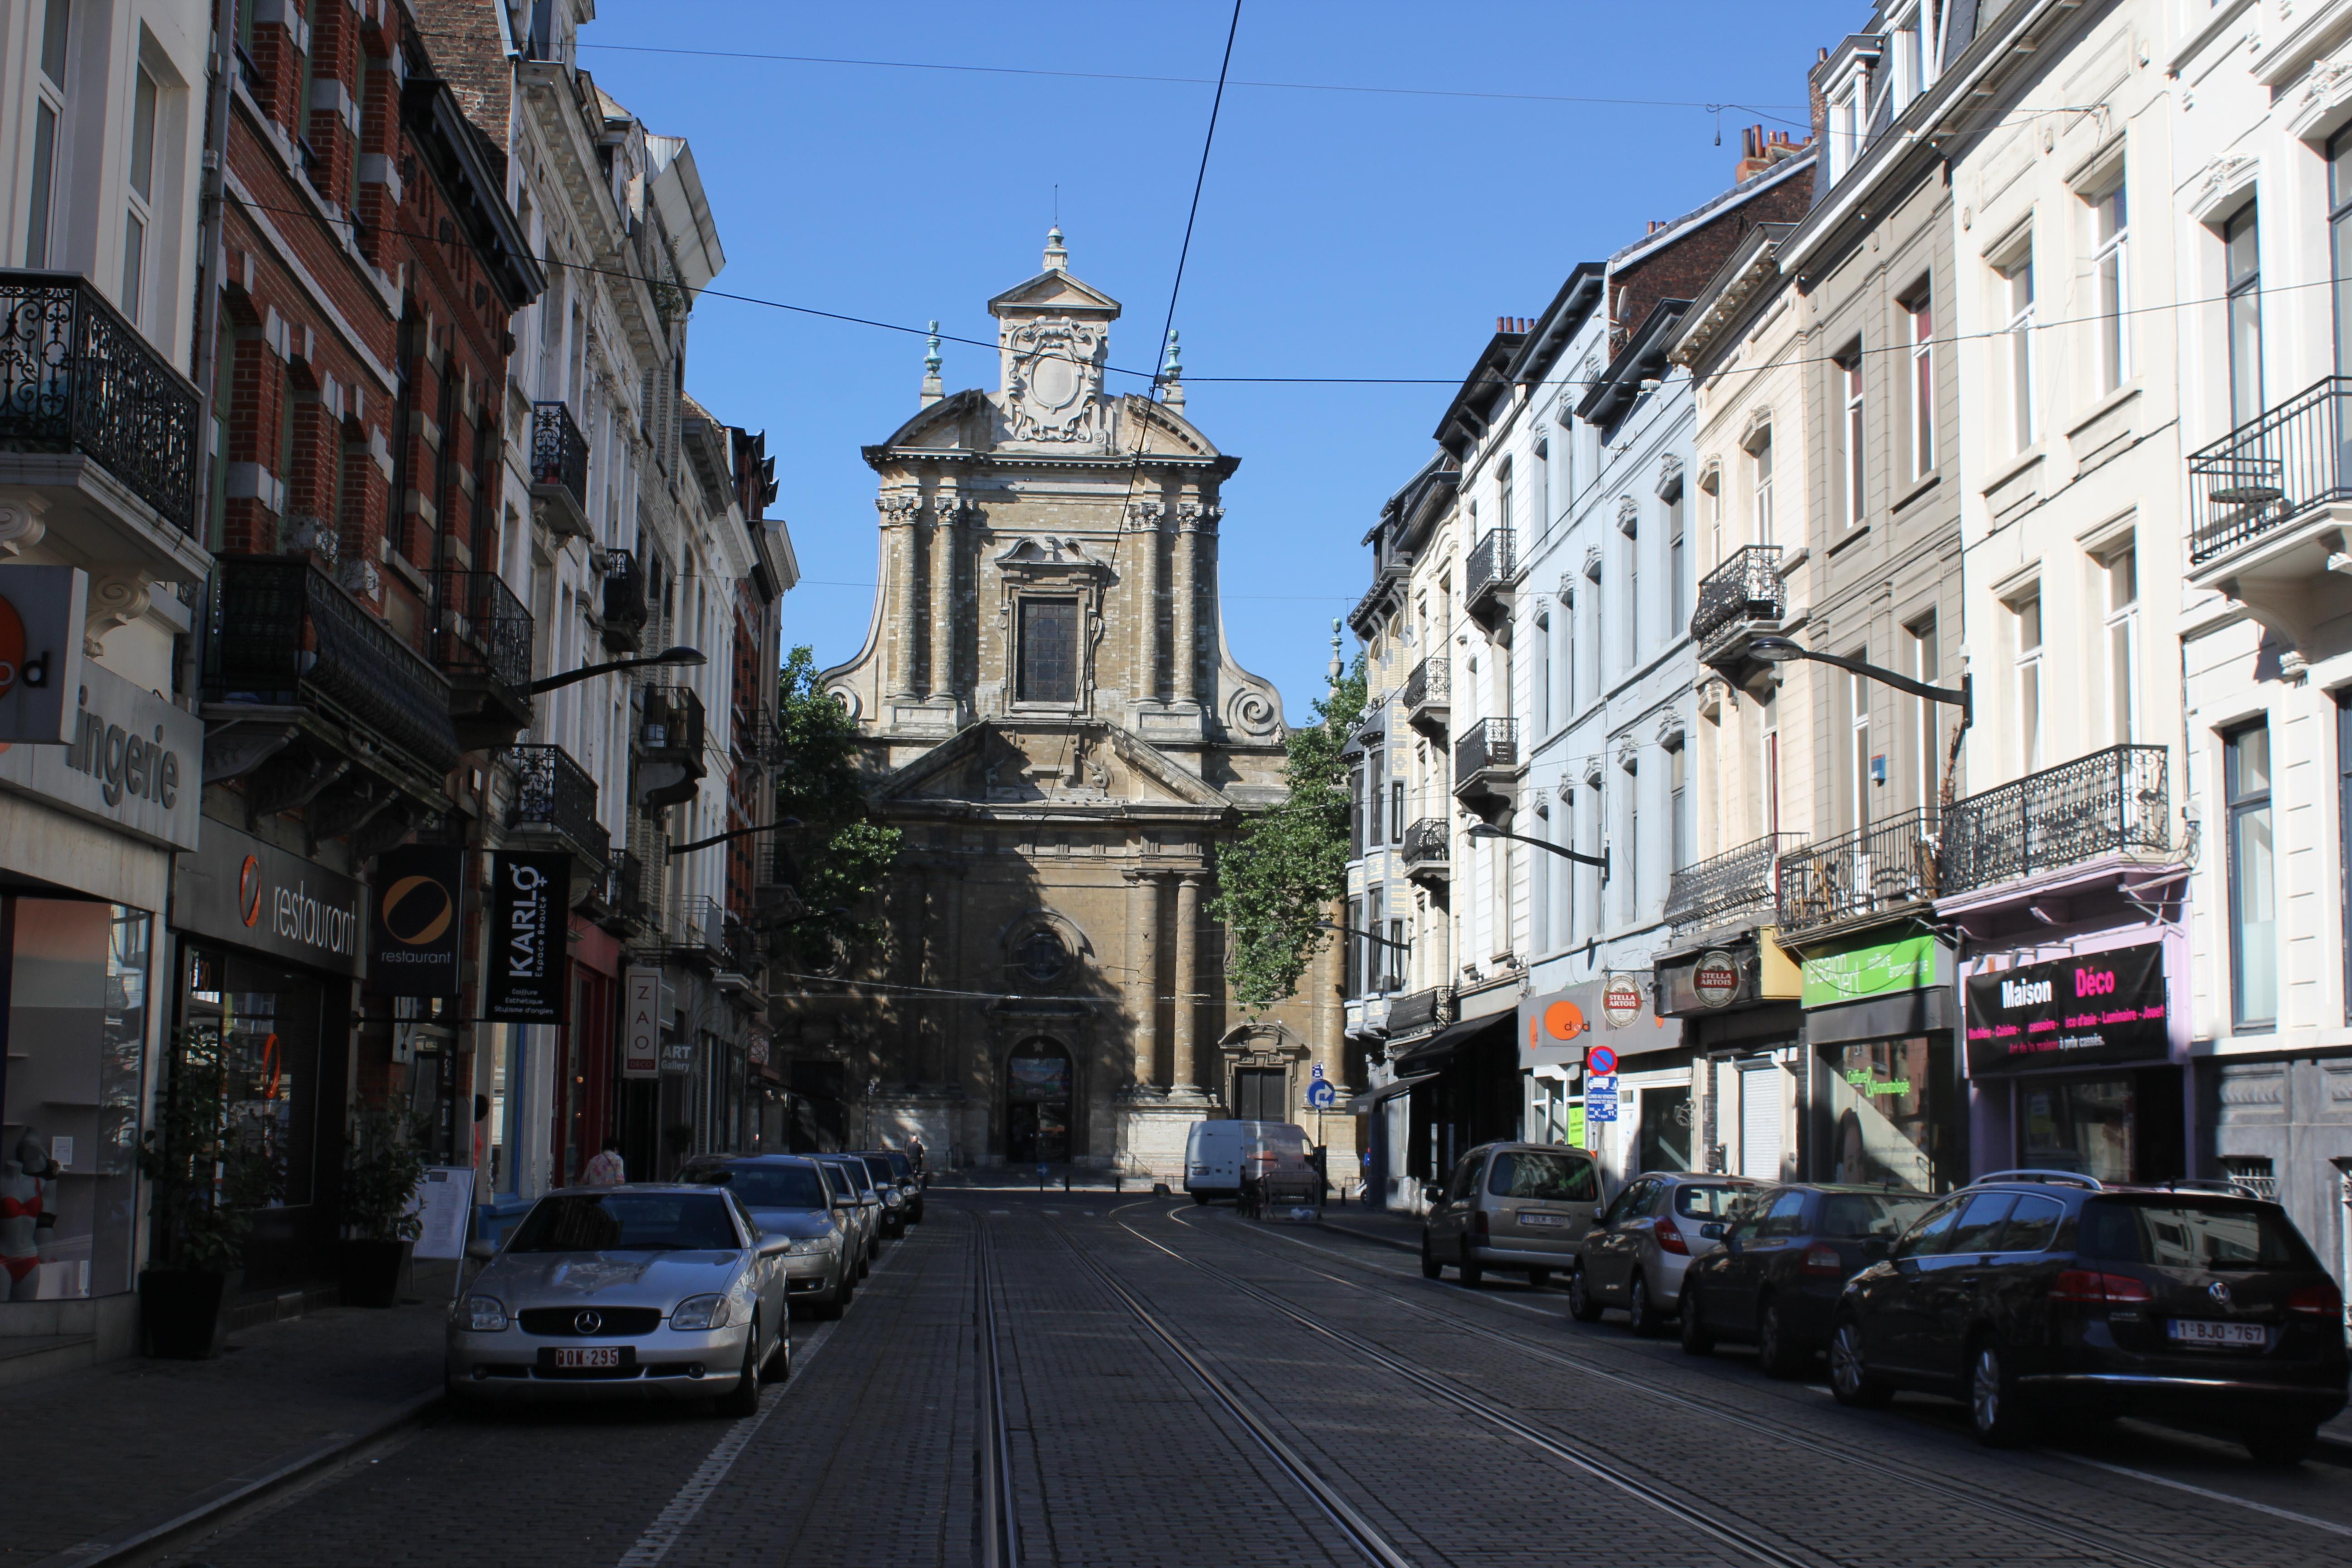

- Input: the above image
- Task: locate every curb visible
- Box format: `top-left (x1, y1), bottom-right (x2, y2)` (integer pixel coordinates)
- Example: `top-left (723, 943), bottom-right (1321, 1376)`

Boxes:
top-left (31, 1387), bottom-right (445, 1568)
top-left (1316, 1217), bottom-right (1421, 1254)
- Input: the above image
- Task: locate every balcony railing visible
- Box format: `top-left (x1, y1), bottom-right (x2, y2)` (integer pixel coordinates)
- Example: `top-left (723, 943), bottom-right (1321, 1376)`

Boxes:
top-left (612, 847), bottom-right (651, 926)
top-left (1402, 655), bottom-right (1450, 714)
top-left (601, 546), bottom-right (648, 651)
top-left (1939, 745), bottom-right (2170, 898)
top-left (431, 569), bottom-right (533, 703)
top-left (1454, 716), bottom-right (1519, 780)
top-left (205, 556), bottom-right (459, 771)
top-left (530, 400), bottom-right (589, 531)
top-left (1384, 985), bottom-right (1456, 1039)
top-left (0, 270), bottom-right (201, 534)
top-left (1776, 808), bottom-right (1940, 937)
top-left (1401, 817), bottom-right (1450, 870)
top-left (506, 744), bottom-right (609, 869)
top-left (1466, 529), bottom-right (1516, 604)
top-left (1666, 832), bottom-right (1804, 930)
top-left (643, 685), bottom-right (705, 757)
top-left (1691, 545), bottom-right (1784, 648)
top-left (2187, 375), bottom-right (2352, 566)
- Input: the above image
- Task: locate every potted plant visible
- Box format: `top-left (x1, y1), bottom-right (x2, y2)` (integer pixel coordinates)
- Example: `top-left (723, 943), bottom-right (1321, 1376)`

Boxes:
top-left (339, 1096), bottom-right (425, 1308)
top-left (137, 1032), bottom-right (277, 1359)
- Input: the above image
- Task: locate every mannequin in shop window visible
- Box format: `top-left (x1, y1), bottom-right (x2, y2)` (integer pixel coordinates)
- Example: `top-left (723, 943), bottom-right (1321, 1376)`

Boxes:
top-left (1, 1132), bottom-right (59, 1302)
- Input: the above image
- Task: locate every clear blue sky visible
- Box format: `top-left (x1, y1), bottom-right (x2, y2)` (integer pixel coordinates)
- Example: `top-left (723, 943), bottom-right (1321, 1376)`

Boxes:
top-left (591, 0), bottom-right (1860, 723)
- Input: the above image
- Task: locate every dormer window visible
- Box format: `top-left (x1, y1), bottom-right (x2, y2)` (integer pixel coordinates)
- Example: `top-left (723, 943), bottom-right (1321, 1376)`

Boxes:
top-left (1823, 42), bottom-right (1880, 185)
top-left (1886, 2), bottom-right (1940, 113)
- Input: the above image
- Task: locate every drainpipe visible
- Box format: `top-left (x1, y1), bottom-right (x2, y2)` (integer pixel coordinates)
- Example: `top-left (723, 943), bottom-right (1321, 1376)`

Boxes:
top-left (188, 0), bottom-right (240, 658)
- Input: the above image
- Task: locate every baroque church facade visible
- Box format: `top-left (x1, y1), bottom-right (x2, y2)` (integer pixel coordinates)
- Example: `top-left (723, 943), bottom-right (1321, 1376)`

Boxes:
top-left (792, 233), bottom-right (1348, 1176)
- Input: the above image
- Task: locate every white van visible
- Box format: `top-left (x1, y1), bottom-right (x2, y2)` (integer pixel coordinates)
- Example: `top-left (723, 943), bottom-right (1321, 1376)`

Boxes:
top-left (1185, 1120), bottom-right (1310, 1203)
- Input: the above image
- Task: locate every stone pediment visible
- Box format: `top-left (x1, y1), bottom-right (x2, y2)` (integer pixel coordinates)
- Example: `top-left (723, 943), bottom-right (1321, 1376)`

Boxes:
top-left (874, 720), bottom-right (1233, 812)
top-left (987, 269), bottom-right (1122, 320)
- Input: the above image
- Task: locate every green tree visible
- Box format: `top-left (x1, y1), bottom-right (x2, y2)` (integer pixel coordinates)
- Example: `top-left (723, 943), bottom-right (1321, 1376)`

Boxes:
top-left (1209, 657), bottom-right (1367, 1013)
top-left (773, 646), bottom-right (901, 969)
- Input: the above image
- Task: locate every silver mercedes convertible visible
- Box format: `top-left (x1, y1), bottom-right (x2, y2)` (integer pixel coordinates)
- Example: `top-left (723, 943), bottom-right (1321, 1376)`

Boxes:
top-left (446, 1184), bottom-right (791, 1412)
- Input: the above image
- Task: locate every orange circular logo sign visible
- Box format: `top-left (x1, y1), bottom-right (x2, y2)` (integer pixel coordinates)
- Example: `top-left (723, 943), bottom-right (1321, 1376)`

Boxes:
top-left (1544, 1000), bottom-right (1585, 1040)
top-left (238, 855), bottom-right (264, 928)
top-left (0, 591), bottom-right (24, 701)
top-left (380, 873), bottom-right (454, 946)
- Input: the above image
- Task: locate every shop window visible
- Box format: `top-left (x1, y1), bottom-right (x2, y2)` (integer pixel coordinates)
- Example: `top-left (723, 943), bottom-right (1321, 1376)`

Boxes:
top-left (1635, 1083), bottom-right (1692, 1172)
top-left (180, 946), bottom-right (325, 1207)
top-left (1822, 1036), bottom-right (1955, 1191)
top-left (1, 899), bottom-right (151, 1303)
top-left (2018, 1076), bottom-right (2134, 1185)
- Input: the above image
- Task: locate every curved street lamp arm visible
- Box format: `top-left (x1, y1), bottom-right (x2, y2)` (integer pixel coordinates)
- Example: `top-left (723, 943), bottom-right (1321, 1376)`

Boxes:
top-left (1469, 825), bottom-right (1609, 874)
top-left (1792, 647), bottom-right (1972, 719)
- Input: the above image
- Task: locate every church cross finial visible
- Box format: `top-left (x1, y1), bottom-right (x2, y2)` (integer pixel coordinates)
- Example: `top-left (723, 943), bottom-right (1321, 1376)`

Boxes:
top-left (1044, 225), bottom-right (1067, 272)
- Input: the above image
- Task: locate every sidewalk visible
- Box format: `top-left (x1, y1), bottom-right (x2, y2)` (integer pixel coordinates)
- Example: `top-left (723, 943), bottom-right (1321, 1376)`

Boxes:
top-left (7, 1271), bottom-right (452, 1568)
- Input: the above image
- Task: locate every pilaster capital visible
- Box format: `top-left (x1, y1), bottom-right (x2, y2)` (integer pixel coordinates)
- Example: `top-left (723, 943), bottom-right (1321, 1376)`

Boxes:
top-left (877, 494), bottom-right (920, 527)
top-left (1123, 499), bottom-right (1164, 533)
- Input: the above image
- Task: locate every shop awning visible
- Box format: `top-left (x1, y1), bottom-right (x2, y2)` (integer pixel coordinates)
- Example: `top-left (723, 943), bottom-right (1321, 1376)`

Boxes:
top-left (1392, 1012), bottom-right (1511, 1077)
top-left (1351, 1073), bottom-right (1438, 1112)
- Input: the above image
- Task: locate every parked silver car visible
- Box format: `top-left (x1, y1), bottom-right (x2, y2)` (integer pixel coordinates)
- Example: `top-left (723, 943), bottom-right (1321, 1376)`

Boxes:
top-left (817, 1156), bottom-right (880, 1270)
top-left (1421, 1142), bottom-right (1603, 1287)
top-left (447, 1185), bottom-right (791, 1411)
top-left (1569, 1171), bottom-right (1756, 1335)
top-left (681, 1155), bottom-right (855, 1319)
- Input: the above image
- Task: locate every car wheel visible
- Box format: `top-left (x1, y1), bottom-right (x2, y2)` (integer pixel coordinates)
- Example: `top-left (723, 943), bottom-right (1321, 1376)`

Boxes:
top-left (764, 1326), bottom-right (791, 1384)
top-left (813, 1281), bottom-right (845, 1321)
top-left (1756, 1296), bottom-right (1806, 1380)
top-left (1968, 1337), bottom-right (2034, 1448)
top-left (1526, 1268), bottom-right (1552, 1289)
top-left (1828, 1318), bottom-right (1891, 1409)
top-left (1420, 1239), bottom-right (1443, 1280)
top-left (1626, 1270), bottom-right (1665, 1338)
top-left (1193, 1192), bottom-right (1210, 1205)
top-left (1568, 1264), bottom-right (1604, 1323)
top-left (2245, 1422), bottom-right (2320, 1466)
top-left (1458, 1241), bottom-right (1485, 1288)
top-left (1680, 1294), bottom-right (1715, 1356)
top-left (715, 1332), bottom-right (761, 1418)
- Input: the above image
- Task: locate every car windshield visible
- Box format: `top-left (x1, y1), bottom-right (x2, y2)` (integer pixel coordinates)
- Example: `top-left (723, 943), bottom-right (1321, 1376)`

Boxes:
top-left (1673, 1184), bottom-right (1747, 1220)
top-left (885, 1152), bottom-right (913, 1179)
top-left (1818, 1192), bottom-right (1935, 1239)
top-left (2082, 1200), bottom-right (2319, 1271)
top-left (1487, 1151), bottom-right (1597, 1201)
top-left (859, 1156), bottom-right (895, 1184)
top-left (509, 1193), bottom-right (740, 1253)
top-left (703, 1166), bottom-right (826, 1210)
top-left (826, 1162), bottom-right (872, 1195)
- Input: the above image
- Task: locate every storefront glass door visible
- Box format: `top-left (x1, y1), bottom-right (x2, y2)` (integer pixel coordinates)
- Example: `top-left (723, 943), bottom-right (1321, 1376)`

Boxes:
top-left (1822, 1036), bottom-right (1958, 1191)
top-left (2019, 1075), bottom-right (2135, 1184)
top-left (182, 948), bottom-right (325, 1207)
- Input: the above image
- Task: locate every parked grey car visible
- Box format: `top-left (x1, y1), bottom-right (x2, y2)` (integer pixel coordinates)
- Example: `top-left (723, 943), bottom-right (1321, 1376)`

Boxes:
top-left (447, 1185), bottom-right (791, 1411)
top-left (681, 1156), bottom-right (855, 1318)
top-left (1570, 1171), bottom-right (1756, 1335)
top-left (1421, 1142), bottom-right (1604, 1287)
top-left (818, 1156), bottom-right (880, 1269)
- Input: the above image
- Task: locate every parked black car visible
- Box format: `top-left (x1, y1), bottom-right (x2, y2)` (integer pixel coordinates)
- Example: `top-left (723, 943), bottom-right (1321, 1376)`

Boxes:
top-left (1679, 1184), bottom-right (1937, 1375)
top-left (1827, 1172), bottom-right (2348, 1462)
top-left (872, 1149), bottom-right (925, 1223)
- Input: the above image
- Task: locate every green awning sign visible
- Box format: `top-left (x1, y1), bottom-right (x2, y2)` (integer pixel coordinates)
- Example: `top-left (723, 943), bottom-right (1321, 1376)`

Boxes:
top-left (1802, 933), bottom-right (1940, 1009)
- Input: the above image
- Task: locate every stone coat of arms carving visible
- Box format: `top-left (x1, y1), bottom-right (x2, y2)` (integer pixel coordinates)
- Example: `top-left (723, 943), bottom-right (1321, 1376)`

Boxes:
top-left (1004, 316), bottom-right (1105, 444)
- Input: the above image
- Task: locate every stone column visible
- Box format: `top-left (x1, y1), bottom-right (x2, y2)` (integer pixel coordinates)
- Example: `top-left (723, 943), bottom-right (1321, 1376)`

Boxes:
top-left (1128, 500), bottom-right (1162, 704)
top-left (1171, 871), bottom-right (1203, 1092)
top-left (929, 497), bottom-right (960, 699)
top-left (1171, 505), bottom-right (1199, 705)
top-left (1123, 867), bottom-right (1163, 1091)
top-left (881, 495), bottom-right (919, 699)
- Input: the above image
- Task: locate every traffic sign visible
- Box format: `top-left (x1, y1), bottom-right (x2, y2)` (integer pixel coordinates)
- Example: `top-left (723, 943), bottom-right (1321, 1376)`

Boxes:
top-left (1586, 1044), bottom-right (1617, 1077)
top-left (1586, 1073), bottom-right (1620, 1122)
top-left (1306, 1078), bottom-right (1337, 1110)
top-left (1311, 1062), bottom-right (1326, 1079)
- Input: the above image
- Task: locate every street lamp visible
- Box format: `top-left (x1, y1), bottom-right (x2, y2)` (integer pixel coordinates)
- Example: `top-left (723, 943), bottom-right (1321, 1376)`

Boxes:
top-left (667, 817), bottom-right (801, 858)
top-left (1465, 821), bottom-right (1608, 880)
top-left (527, 644), bottom-right (705, 696)
top-left (1747, 635), bottom-right (1972, 806)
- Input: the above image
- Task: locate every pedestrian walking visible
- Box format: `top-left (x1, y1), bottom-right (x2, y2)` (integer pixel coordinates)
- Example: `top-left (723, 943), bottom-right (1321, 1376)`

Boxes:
top-left (907, 1134), bottom-right (926, 1175)
top-left (580, 1138), bottom-right (626, 1186)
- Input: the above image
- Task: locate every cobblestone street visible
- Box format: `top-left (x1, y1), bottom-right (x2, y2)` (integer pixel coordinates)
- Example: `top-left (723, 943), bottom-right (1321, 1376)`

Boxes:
top-left (154, 1194), bottom-right (2352, 1568)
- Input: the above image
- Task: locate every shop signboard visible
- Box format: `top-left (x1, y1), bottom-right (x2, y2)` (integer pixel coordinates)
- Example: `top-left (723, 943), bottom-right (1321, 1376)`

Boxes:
top-left (0, 564), bottom-right (87, 744)
top-left (483, 850), bottom-right (570, 1023)
top-left (1964, 943), bottom-right (2168, 1074)
top-left (1801, 933), bottom-right (1941, 1009)
top-left (1692, 950), bottom-right (1741, 1009)
top-left (660, 1038), bottom-right (695, 1075)
top-left (1523, 976), bottom-right (1672, 1063)
top-left (1519, 993), bottom-right (1589, 1069)
top-left (1602, 974), bottom-right (1646, 1027)
top-left (622, 965), bottom-right (662, 1078)
top-left (407, 1166), bottom-right (476, 1261)
top-left (173, 818), bottom-right (363, 976)
top-left (368, 844), bottom-right (466, 997)
top-left (3, 657), bottom-right (201, 850)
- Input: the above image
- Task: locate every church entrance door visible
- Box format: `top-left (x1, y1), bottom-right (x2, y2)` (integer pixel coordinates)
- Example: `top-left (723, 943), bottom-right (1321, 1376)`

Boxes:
top-left (1005, 1039), bottom-right (1073, 1163)
top-left (1233, 1068), bottom-right (1285, 1122)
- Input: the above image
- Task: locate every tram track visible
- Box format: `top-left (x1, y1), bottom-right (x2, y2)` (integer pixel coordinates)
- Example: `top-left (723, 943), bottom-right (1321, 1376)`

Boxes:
top-left (1146, 1206), bottom-right (2271, 1568)
top-left (971, 1212), bottom-right (1022, 1568)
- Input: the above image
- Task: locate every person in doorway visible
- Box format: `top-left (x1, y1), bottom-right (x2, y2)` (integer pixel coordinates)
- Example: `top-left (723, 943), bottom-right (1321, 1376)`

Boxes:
top-left (906, 1135), bottom-right (926, 1176)
top-left (580, 1138), bottom-right (626, 1187)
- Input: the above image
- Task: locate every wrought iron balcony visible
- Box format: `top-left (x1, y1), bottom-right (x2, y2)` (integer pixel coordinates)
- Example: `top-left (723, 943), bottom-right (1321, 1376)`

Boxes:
top-left (530, 400), bottom-right (590, 537)
top-left (2186, 377), bottom-right (2352, 567)
top-left (637, 684), bottom-right (706, 809)
top-left (506, 744), bottom-right (609, 872)
top-left (1401, 655), bottom-right (1450, 735)
top-left (1691, 545), bottom-right (1785, 663)
top-left (611, 847), bottom-right (652, 928)
top-left (1776, 808), bottom-right (1940, 937)
top-left (1939, 745), bottom-right (2171, 899)
top-left (431, 568), bottom-right (534, 749)
top-left (205, 555), bottom-right (459, 773)
top-left (1666, 832), bottom-right (1804, 931)
top-left (1401, 816), bottom-right (1450, 887)
top-left (1465, 528), bottom-right (1516, 628)
top-left (0, 270), bottom-right (202, 537)
top-left (601, 546), bottom-right (648, 652)
top-left (1453, 717), bottom-right (1519, 785)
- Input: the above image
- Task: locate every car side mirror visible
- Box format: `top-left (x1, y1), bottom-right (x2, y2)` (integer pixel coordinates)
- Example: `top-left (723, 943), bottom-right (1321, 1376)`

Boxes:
top-left (757, 1235), bottom-right (792, 1257)
top-left (466, 1239), bottom-right (497, 1262)
top-left (1700, 1222), bottom-right (1725, 1240)
top-left (1592, 1203), bottom-right (1608, 1221)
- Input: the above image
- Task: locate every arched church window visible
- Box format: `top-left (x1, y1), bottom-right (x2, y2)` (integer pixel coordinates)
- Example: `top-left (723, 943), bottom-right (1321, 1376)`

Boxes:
top-left (1013, 928), bottom-right (1070, 987)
